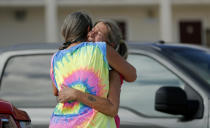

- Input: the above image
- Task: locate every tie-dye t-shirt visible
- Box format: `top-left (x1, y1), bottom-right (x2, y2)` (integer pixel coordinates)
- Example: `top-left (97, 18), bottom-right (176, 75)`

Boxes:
top-left (49, 42), bottom-right (116, 128)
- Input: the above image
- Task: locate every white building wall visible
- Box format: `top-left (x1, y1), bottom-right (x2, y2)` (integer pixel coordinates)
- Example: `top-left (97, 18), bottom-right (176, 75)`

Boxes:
top-left (173, 5), bottom-right (210, 44)
top-left (58, 6), bottom-right (160, 43)
top-left (1, 4), bottom-right (210, 47)
top-left (0, 7), bottom-right (45, 47)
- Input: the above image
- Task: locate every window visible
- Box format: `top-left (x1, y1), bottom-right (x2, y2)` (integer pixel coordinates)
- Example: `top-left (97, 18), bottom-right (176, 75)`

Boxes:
top-left (120, 54), bottom-right (185, 117)
top-left (14, 10), bottom-right (27, 22)
top-left (0, 55), bottom-right (56, 107)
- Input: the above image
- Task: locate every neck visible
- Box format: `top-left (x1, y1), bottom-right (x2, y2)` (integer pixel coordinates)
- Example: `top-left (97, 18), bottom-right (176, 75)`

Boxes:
top-left (66, 41), bottom-right (81, 49)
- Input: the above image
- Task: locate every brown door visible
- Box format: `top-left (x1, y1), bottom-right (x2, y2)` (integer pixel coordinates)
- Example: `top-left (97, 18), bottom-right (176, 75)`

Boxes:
top-left (179, 21), bottom-right (202, 45)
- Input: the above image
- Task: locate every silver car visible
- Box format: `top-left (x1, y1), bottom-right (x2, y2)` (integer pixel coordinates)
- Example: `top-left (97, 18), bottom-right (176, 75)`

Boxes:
top-left (1, 42), bottom-right (210, 128)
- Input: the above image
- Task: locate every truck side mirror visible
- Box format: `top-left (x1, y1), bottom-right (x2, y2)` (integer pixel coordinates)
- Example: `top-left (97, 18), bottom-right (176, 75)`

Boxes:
top-left (155, 87), bottom-right (199, 118)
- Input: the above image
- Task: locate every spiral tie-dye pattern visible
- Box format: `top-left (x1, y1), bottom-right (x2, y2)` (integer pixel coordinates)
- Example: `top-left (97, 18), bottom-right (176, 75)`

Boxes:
top-left (49, 42), bottom-right (116, 128)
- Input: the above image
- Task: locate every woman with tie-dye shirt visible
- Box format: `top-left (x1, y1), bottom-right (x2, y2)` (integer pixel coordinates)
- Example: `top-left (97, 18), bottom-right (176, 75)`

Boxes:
top-left (49, 12), bottom-right (136, 128)
top-left (58, 19), bottom-right (129, 128)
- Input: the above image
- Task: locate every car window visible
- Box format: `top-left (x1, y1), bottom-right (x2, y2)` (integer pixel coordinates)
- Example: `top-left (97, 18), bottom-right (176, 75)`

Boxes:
top-left (166, 48), bottom-right (210, 85)
top-left (120, 54), bottom-right (185, 117)
top-left (0, 55), bottom-right (57, 107)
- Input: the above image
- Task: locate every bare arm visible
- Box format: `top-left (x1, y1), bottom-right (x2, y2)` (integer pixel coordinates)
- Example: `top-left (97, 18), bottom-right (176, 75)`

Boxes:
top-left (58, 70), bottom-right (121, 117)
top-left (52, 82), bottom-right (58, 96)
top-left (107, 45), bottom-right (137, 82)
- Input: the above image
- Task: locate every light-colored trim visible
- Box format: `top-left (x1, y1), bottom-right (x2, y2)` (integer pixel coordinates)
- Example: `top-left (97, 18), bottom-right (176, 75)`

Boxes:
top-left (159, 0), bottom-right (173, 42)
top-left (0, 0), bottom-right (45, 7)
top-left (45, 0), bottom-right (58, 43)
top-left (1, 0), bottom-right (210, 7)
top-left (173, 0), bottom-right (210, 5)
top-left (57, 0), bottom-right (159, 7)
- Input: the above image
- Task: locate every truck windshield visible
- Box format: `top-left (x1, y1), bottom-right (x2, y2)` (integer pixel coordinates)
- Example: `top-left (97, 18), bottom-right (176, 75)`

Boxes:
top-left (166, 47), bottom-right (210, 85)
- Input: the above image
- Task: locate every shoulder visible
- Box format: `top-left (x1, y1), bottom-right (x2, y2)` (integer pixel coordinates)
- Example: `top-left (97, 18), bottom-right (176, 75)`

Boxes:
top-left (51, 50), bottom-right (65, 62)
top-left (82, 42), bottom-right (107, 52)
top-left (53, 50), bottom-right (61, 58)
top-left (94, 42), bottom-right (106, 47)
top-left (93, 42), bottom-right (107, 50)
top-left (82, 42), bottom-right (106, 47)
top-left (93, 42), bottom-right (107, 54)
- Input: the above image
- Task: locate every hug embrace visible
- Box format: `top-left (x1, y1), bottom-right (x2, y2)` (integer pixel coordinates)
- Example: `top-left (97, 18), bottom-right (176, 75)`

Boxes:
top-left (49, 11), bottom-right (137, 128)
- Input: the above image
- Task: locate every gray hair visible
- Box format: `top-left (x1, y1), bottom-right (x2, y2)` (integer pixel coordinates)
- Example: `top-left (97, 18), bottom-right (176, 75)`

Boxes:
top-left (95, 19), bottom-right (128, 59)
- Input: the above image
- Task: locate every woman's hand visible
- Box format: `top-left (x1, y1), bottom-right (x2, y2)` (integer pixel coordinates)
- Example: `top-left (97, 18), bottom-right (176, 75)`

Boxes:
top-left (52, 82), bottom-right (58, 96)
top-left (58, 85), bottom-right (78, 103)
